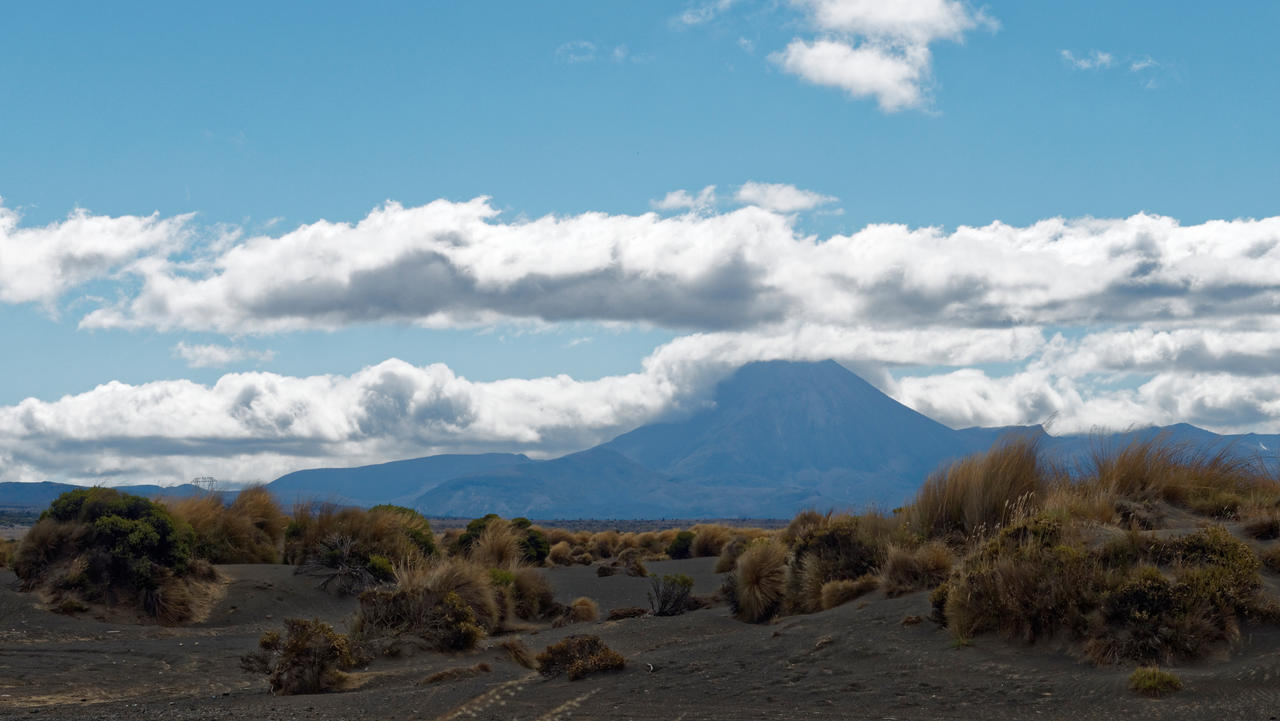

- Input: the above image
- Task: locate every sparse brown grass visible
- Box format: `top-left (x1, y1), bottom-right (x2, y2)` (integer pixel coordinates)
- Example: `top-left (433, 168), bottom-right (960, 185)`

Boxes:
top-left (819, 575), bottom-right (878, 610)
top-left (499, 638), bottom-right (537, 669)
top-left (731, 540), bottom-right (788, 623)
top-left (880, 542), bottom-right (953, 597)
top-left (420, 662), bottom-right (491, 684)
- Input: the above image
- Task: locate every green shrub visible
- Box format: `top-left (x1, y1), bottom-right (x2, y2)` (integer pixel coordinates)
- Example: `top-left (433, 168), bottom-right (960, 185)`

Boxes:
top-left (536, 635), bottom-right (625, 680)
top-left (240, 618), bottom-right (364, 694)
top-left (647, 573), bottom-right (694, 616)
top-left (14, 488), bottom-right (201, 622)
top-left (1128, 666), bottom-right (1183, 697)
top-left (666, 530), bottom-right (695, 560)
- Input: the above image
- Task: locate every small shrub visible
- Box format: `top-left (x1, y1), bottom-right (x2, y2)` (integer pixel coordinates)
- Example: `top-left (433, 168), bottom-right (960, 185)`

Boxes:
top-left (647, 573), bottom-right (695, 616)
top-left (421, 662), bottom-right (490, 685)
top-left (536, 635), bottom-right (625, 680)
top-left (1128, 666), bottom-right (1183, 697)
top-left (731, 540), bottom-right (788, 623)
top-left (819, 575), bottom-right (878, 610)
top-left (240, 618), bottom-right (363, 695)
top-left (0, 539), bottom-right (16, 569)
top-left (666, 531), bottom-right (695, 560)
top-left (367, 505), bottom-right (437, 557)
top-left (596, 564), bottom-right (617, 577)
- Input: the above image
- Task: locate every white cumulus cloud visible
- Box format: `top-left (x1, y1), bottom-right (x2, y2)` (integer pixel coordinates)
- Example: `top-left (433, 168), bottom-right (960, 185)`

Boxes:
top-left (772, 0), bottom-right (996, 111)
top-left (736, 181), bottom-right (837, 213)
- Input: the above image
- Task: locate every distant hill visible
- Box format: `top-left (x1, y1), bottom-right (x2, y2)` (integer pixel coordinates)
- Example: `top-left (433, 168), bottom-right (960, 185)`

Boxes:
top-left (5, 361), bottom-right (1279, 518)
top-left (267, 452), bottom-right (529, 507)
top-left (0, 482), bottom-right (213, 512)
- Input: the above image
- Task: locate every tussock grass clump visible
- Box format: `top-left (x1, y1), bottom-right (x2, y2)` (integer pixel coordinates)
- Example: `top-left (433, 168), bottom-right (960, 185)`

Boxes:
top-left (565, 596), bottom-right (599, 624)
top-left (470, 518), bottom-right (523, 569)
top-left (881, 542), bottom-right (953, 597)
top-left (168, 486), bottom-right (288, 564)
top-left (286, 504), bottom-right (436, 593)
top-left (820, 575), bottom-right (878, 610)
top-left (648, 573), bottom-right (695, 616)
top-left (690, 525), bottom-right (732, 557)
top-left (536, 635), bottom-right (625, 680)
top-left (729, 540), bottom-right (789, 623)
top-left (511, 567), bottom-right (559, 620)
top-left (548, 541), bottom-right (574, 565)
top-left (1128, 666), bottom-right (1183, 697)
top-left (14, 487), bottom-right (208, 623)
top-left (905, 435), bottom-right (1046, 541)
top-left (240, 618), bottom-right (364, 695)
top-left (588, 530), bottom-right (621, 559)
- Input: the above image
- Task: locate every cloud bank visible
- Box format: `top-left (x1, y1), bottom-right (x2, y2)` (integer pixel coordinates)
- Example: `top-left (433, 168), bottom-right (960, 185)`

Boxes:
top-left (5, 194), bottom-right (1280, 485)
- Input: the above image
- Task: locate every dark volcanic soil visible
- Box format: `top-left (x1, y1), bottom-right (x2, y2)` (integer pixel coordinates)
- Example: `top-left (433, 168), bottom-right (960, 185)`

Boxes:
top-left (4, 559), bottom-right (1280, 720)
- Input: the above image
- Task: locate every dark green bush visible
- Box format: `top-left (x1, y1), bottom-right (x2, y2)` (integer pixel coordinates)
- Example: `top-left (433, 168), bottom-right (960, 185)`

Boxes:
top-left (13, 488), bottom-right (200, 621)
top-left (368, 505), bottom-right (437, 557)
top-left (666, 530), bottom-right (695, 560)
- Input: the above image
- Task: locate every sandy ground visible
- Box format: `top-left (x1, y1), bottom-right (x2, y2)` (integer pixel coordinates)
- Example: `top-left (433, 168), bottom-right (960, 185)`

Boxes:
top-left (4, 558), bottom-right (1280, 720)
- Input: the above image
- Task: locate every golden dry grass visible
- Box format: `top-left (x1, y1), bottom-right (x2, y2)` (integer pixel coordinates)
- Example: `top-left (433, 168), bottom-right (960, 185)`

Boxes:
top-left (819, 575), bottom-right (878, 610)
top-left (469, 518), bottom-right (523, 569)
top-left (733, 540), bottom-right (789, 623)
top-left (904, 435), bottom-right (1047, 541)
top-left (880, 542), bottom-right (952, 597)
top-left (167, 486), bottom-right (288, 564)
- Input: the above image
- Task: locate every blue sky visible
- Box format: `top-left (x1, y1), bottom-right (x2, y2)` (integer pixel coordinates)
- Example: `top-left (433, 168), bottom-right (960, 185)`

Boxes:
top-left (2, 1), bottom-right (1279, 486)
